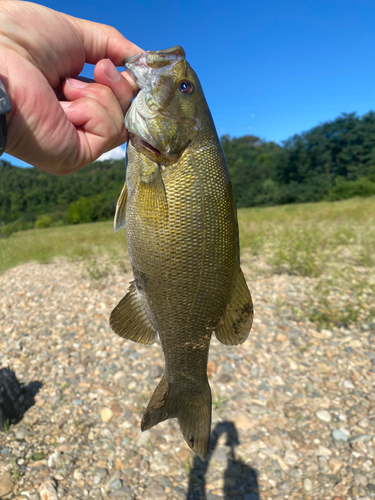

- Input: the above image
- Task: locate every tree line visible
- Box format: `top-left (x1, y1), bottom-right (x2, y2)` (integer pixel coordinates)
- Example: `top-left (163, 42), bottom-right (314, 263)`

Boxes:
top-left (0, 159), bottom-right (124, 234)
top-left (223, 111), bottom-right (375, 207)
top-left (1, 111), bottom-right (375, 235)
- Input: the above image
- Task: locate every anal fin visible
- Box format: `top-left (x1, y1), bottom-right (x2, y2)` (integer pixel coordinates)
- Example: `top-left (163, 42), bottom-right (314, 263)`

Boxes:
top-left (110, 281), bottom-right (157, 345)
top-left (215, 269), bottom-right (253, 345)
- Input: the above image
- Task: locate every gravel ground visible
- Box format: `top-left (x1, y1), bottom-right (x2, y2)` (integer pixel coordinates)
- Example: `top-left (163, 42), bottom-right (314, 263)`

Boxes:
top-left (0, 258), bottom-right (374, 500)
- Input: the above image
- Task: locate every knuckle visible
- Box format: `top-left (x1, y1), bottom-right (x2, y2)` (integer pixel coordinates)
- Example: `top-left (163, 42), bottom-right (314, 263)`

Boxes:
top-left (91, 82), bottom-right (114, 101)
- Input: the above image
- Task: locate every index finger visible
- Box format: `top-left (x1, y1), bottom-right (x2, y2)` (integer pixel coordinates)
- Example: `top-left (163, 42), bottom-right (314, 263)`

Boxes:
top-left (64, 14), bottom-right (143, 66)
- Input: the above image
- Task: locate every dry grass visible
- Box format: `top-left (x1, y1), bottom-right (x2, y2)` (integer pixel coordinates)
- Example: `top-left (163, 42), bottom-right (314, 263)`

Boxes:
top-left (0, 221), bottom-right (127, 274)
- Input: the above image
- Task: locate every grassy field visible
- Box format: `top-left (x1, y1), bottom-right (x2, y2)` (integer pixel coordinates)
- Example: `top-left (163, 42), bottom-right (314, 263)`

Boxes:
top-left (1, 197), bottom-right (374, 330)
top-left (238, 196), bottom-right (375, 274)
top-left (0, 221), bottom-right (127, 274)
top-left (238, 197), bottom-right (375, 330)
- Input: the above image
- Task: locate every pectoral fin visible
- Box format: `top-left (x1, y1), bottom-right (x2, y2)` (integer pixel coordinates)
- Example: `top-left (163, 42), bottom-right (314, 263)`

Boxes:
top-left (114, 182), bottom-right (128, 233)
top-left (137, 165), bottom-right (168, 223)
top-left (215, 269), bottom-right (253, 346)
top-left (110, 281), bottom-right (157, 345)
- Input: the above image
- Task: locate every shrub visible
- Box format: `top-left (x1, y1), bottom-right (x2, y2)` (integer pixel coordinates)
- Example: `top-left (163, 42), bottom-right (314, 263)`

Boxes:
top-left (0, 221), bottom-right (21, 238)
top-left (34, 215), bottom-right (51, 229)
top-left (326, 176), bottom-right (375, 201)
top-left (65, 195), bottom-right (115, 224)
top-left (65, 197), bottom-right (95, 224)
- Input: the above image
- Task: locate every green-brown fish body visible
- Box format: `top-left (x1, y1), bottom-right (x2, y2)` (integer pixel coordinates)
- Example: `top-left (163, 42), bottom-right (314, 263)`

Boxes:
top-left (110, 46), bottom-right (253, 459)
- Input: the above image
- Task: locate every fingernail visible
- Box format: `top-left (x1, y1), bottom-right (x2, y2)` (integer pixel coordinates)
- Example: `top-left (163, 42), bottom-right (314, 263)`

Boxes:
top-left (66, 78), bottom-right (88, 89)
top-left (60, 101), bottom-right (72, 109)
top-left (105, 59), bottom-right (121, 82)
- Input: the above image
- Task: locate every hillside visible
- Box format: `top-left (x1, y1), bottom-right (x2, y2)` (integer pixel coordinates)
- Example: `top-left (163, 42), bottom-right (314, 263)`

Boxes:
top-left (0, 159), bottom-right (125, 229)
top-left (1, 111), bottom-right (375, 233)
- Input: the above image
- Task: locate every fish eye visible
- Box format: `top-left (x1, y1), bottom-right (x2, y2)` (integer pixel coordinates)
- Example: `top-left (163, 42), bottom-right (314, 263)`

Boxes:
top-left (179, 79), bottom-right (194, 95)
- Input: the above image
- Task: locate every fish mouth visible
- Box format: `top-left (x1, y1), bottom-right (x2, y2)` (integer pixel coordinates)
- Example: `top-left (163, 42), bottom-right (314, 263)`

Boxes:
top-left (140, 139), bottom-right (161, 157)
top-left (124, 47), bottom-right (186, 90)
top-left (131, 133), bottom-right (187, 161)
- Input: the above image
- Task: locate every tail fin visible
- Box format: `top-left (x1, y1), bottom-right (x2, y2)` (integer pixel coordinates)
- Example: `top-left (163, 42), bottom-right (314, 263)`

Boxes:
top-left (141, 375), bottom-right (212, 459)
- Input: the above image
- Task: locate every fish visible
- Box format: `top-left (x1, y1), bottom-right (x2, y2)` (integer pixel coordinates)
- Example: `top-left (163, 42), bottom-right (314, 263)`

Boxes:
top-left (110, 46), bottom-right (253, 459)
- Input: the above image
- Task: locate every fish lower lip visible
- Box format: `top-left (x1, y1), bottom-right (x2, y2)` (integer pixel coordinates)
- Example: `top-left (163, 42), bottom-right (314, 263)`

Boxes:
top-left (141, 139), bottom-right (161, 156)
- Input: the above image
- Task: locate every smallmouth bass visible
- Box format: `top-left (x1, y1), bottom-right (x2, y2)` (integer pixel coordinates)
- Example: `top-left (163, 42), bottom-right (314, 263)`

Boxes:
top-left (110, 46), bottom-right (253, 459)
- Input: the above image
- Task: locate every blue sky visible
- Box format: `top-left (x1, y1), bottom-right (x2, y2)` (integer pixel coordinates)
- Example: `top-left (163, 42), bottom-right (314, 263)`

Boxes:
top-left (5, 0), bottom-right (375, 167)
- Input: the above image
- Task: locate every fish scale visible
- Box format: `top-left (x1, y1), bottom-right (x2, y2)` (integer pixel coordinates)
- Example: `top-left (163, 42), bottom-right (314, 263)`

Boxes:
top-left (110, 46), bottom-right (253, 459)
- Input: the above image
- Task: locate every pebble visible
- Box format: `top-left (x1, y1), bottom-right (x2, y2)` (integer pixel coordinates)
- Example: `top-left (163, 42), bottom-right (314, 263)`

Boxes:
top-left (0, 472), bottom-right (13, 497)
top-left (303, 477), bottom-right (313, 491)
top-left (284, 403), bottom-right (300, 418)
top-left (332, 429), bottom-right (349, 441)
top-left (317, 445), bottom-right (333, 457)
top-left (275, 455), bottom-right (289, 472)
top-left (39, 480), bottom-right (58, 500)
top-left (100, 408), bottom-right (113, 423)
top-left (0, 258), bottom-right (374, 499)
top-left (315, 409), bottom-right (331, 422)
top-left (213, 448), bottom-right (227, 463)
top-left (47, 451), bottom-right (61, 469)
top-left (73, 469), bottom-right (84, 481)
top-left (104, 471), bottom-right (121, 492)
top-left (113, 370), bottom-right (126, 382)
top-left (93, 474), bottom-right (102, 485)
top-left (329, 458), bottom-right (343, 474)
top-left (283, 451), bottom-right (298, 467)
top-left (276, 333), bottom-right (288, 342)
top-left (343, 379), bottom-right (355, 389)
top-left (160, 476), bottom-right (172, 488)
top-left (149, 365), bottom-right (163, 379)
top-left (333, 481), bottom-right (349, 496)
top-left (349, 434), bottom-right (373, 443)
top-left (147, 481), bottom-right (167, 500)
top-left (235, 414), bottom-right (253, 430)
top-left (108, 479), bottom-right (122, 491)
top-left (176, 448), bottom-right (190, 462)
top-left (109, 487), bottom-right (132, 498)
top-left (207, 493), bottom-right (221, 500)
top-left (15, 427), bottom-right (29, 441)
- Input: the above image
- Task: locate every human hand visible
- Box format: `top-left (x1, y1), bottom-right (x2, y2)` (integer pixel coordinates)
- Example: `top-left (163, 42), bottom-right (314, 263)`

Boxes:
top-left (0, 0), bottom-right (142, 174)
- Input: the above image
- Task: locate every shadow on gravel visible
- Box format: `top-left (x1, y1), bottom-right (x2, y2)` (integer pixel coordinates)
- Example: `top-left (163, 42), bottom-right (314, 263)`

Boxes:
top-left (0, 367), bottom-right (43, 430)
top-left (187, 421), bottom-right (260, 500)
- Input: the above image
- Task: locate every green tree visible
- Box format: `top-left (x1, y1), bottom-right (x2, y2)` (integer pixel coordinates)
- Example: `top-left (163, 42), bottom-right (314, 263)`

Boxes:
top-left (66, 197), bottom-right (95, 224)
top-left (221, 135), bottom-right (282, 207)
